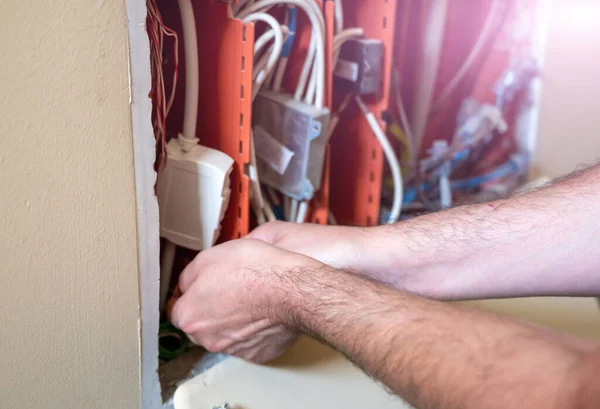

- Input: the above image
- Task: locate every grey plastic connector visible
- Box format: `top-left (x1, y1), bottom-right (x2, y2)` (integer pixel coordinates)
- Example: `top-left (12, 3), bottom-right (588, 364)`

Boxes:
top-left (252, 90), bottom-right (331, 201)
top-left (334, 38), bottom-right (384, 95)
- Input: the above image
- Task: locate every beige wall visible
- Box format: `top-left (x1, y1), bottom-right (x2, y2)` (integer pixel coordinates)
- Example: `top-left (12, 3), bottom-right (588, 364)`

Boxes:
top-left (535, 0), bottom-right (600, 177)
top-left (0, 1), bottom-right (142, 409)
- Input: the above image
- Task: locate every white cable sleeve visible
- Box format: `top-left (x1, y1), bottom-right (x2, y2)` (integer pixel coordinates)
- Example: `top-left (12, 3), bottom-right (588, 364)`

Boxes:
top-left (356, 96), bottom-right (403, 224)
top-left (283, 196), bottom-right (291, 220)
top-left (243, 13), bottom-right (284, 92)
top-left (272, 6), bottom-right (291, 91)
top-left (253, 45), bottom-right (273, 81)
top-left (296, 34), bottom-right (317, 102)
top-left (159, 240), bottom-right (177, 313)
top-left (333, 28), bottom-right (364, 49)
top-left (326, 93), bottom-right (351, 139)
top-left (255, 25), bottom-right (290, 56)
top-left (262, 189), bottom-right (278, 222)
top-left (254, 29), bottom-right (276, 54)
top-left (333, 27), bottom-right (364, 65)
top-left (249, 131), bottom-right (268, 225)
top-left (289, 198), bottom-right (299, 222)
top-left (252, 200), bottom-right (267, 225)
top-left (239, 0), bottom-right (325, 109)
top-left (303, 39), bottom-right (318, 105)
top-left (177, 0), bottom-right (199, 141)
top-left (334, 0), bottom-right (344, 33)
top-left (295, 201), bottom-right (309, 224)
top-left (266, 186), bottom-right (280, 205)
top-left (252, 44), bottom-right (280, 99)
top-left (273, 56), bottom-right (289, 91)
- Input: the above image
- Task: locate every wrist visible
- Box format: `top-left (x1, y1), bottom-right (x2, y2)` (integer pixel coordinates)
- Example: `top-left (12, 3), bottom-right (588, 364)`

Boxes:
top-left (267, 260), bottom-right (339, 333)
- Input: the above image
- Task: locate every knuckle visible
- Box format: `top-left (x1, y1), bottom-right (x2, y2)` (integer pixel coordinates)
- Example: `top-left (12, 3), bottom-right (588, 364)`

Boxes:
top-left (203, 338), bottom-right (221, 353)
top-left (170, 301), bottom-right (185, 329)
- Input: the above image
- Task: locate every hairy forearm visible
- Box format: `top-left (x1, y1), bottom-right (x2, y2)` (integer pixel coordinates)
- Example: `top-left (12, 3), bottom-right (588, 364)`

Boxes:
top-left (276, 265), bottom-right (597, 409)
top-left (337, 165), bottom-right (600, 299)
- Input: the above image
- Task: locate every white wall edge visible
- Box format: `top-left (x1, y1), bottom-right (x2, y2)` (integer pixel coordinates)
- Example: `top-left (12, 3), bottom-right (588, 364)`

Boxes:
top-left (125, 0), bottom-right (162, 408)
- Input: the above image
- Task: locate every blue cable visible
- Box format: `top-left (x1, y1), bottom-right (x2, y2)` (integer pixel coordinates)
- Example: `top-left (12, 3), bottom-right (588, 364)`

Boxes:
top-left (451, 156), bottom-right (524, 191)
top-left (403, 155), bottom-right (527, 206)
top-left (273, 205), bottom-right (285, 221)
top-left (281, 6), bottom-right (297, 58)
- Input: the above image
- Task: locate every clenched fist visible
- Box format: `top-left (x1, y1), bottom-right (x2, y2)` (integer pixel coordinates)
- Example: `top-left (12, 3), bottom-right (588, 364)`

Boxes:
top-left (171, 238), bottom-right (323, 363)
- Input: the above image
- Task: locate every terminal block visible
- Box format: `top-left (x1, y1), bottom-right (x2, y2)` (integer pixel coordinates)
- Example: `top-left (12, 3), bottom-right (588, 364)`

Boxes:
top-left (253, 90), bottom-right (331, 201)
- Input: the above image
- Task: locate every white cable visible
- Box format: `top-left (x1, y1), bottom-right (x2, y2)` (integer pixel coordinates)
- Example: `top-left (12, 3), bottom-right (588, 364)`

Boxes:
top-left (252, 200), bottom-right (267, 225)
top-left (273, 57), bottom-right (288, 91)
top-left (159, 241), bottom-right (177, 313)
top-left (272, 6), bottom-right (292, 91)
top-left (253, 47), bottom-right (272, 81)
top-left (303, 50), bottom-right (318, 105)
top-left (238, 0), bottom-right (325, 109)
top-left (283, 196), bottom-right (291, 220)
top-left (288, 198), bottom-right (299, 222)
top-left (333, 28), bottom-right (364, 49)
top-left (248, 16), bottom-right (284, 225)
top-left (243, 13), bottom-right (284, 91)
top-left (392, 70), bottom-right (418, 178)
top-left (297, 1), bottom-right (326, 106)
top-left (326, 93), bottom-right (351, 140)
top-left (252, 44), bottom-right (280, 100)
top-left (161, 0), bottom-right (197, 312)
top-left (266, 186), bottom-right (280, 205)
top-left (433, 0), bottom-right (501, 108)
top-left (333, 27), bottom-right (364, 65)
top-left (356, 96), bottom-right (403, 224)
top-left (254, 29), bottom-right (277, 54)
top-left (248, 23), bottom-right (279, 225)
top-left (262, 188), bottom-right (278, 222)
top-left (177, 0), bottom-right (199, 141)
top-left (297, 35), bottom-right (317, 102)
top-left (255, 25), bottom-right (290, 56)
top-left (240, 2), bottom-right (323, 102)
top-left (295, 201), bottom-right (309, 223)
top-left (334, 0), bottom-right (344, 34)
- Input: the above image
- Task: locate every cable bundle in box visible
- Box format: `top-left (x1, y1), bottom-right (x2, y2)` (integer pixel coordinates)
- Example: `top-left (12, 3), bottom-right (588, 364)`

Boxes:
top-left (233, 0), bottom-right (405, 226)
top-left (232, 0), bottom-right (329, 225)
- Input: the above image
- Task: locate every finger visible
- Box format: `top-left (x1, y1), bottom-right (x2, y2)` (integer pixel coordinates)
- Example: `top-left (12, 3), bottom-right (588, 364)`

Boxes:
top-left (178, 243), bottom-right (236, 294)
top-left (165, 285), bottom-right (182, 323)
top-left (170, 288), bottom-right (209, 332)
top-left (177, 260), bottom-right (200, 295)
top-left (178, 252), bottom-right (219, 294)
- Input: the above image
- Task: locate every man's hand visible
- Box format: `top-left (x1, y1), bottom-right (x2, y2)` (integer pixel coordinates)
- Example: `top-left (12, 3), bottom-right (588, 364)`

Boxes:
top-left (251, 164), bottom-right (600, 300)
top-left (248, 221), bottom-right (421, 290)
top-left (170, 238), bottom-right (320, 363)
top-left (249, 221), bottom-right (381, 275)
top-left (248, 222), bottom-right (344, 264)
top-left (173, 233), bottom-right (599, 409)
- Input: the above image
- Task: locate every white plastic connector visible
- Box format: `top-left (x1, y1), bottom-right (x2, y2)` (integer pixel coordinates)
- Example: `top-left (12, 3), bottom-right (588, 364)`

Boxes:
top-left (157, 139), bottom-right (235, 251)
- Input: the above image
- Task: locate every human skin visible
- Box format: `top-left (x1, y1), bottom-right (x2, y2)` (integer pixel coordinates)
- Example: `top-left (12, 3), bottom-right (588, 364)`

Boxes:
top-left (172, 165), bottom-right (600, 409)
